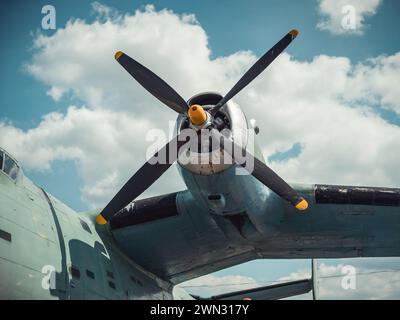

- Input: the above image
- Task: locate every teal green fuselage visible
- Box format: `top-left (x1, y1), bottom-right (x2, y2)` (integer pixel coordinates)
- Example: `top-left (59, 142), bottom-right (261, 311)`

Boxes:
top-left (0, 168), bottom-right (172, 299)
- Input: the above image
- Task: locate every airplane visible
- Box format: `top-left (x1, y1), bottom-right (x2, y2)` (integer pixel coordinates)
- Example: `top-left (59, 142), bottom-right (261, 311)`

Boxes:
top-left (1, 29), bottom-right (399, 300)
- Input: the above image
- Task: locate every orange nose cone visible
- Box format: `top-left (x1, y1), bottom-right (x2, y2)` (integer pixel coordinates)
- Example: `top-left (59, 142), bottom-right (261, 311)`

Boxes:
top-left (188, 105), bottom-right (207, 126)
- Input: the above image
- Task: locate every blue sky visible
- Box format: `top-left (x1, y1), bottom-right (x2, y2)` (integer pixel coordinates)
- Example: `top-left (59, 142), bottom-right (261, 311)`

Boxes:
top-left (1, 0), bottom-right (400, 298)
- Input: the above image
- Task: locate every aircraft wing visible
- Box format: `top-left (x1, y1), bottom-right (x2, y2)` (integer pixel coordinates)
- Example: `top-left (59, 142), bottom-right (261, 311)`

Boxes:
top-left (109, 184), bottom-right (400, 285)
top-left (254, 183), bottom-right (400, 260)
top-left (110, 190), bottom-right (259, 284)
top-left (192, 279), bottom-right (312, 300)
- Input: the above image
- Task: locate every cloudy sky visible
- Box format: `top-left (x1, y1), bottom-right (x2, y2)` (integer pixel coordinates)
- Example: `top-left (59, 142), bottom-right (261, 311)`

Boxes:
top-left (0, 0), bottom-right (399, 299)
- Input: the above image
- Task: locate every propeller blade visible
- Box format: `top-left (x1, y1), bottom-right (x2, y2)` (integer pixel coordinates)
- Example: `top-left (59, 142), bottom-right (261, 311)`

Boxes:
top-left (115, 51), bottom-right (189, 114)
top-left (211, 129), bottom-right (308, 211)
top-left (211, 29), bottom-right (299, 115)
top-left (97, 134), bottom-right (189, 224)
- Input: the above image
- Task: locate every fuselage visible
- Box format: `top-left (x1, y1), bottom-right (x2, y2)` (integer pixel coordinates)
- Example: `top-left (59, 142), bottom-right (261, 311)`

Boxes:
top-left (0, 153), bottom-right (172, 299)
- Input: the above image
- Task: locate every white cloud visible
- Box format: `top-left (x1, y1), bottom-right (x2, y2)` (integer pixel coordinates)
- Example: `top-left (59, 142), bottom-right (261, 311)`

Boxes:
top-left (0, 106), bottom-right (186, 208)
top-left (238, 53), bottom-right (400, 187)
top-left (24, 4), bottom-right (251, 119)
top-left (1, 3), bottom-right (400, 211)
top-left (347, 54), bottom-right (400, 113)
top-left (46, 86), bottom-right (66, 101)
top-left (279, 268), bottom-right (311, 282)
top-left (91, 1), bottom-right (114, 18)
top-left (319, 262), bottom-right (400, 299)
top-left (317, 0), bottom-right (383, 35)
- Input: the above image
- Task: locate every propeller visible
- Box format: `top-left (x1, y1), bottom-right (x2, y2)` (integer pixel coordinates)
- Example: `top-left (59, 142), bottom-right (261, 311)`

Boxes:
top-left (97, 29), bottom-right (305, 225)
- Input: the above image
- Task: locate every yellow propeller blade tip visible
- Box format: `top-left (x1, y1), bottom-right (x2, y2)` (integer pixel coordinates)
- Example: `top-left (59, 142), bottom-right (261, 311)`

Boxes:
top-left (96, 214), bottom-right (107, 225)
top-left (289, 29), bottom-right (299, 38)
top-left (295, 199), bottom-right (308, 211)
top-left (115, 51), bottom-right (123, 60)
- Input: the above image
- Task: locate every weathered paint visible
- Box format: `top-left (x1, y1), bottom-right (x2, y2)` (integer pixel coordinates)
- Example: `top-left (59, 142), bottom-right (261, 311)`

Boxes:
top-left (111, 163), bottom-right (400, 284)
top-left (0, 152), bottom-right (172, 299)
top-left (110, 192), bottom-right (180, 230)
top-left (315, 184), bottom-right (400, 206)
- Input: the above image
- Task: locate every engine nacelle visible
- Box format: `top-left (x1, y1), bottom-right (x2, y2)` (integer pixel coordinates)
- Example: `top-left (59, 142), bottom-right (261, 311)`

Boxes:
top-left (175, 92), bottom-right (249, 175)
